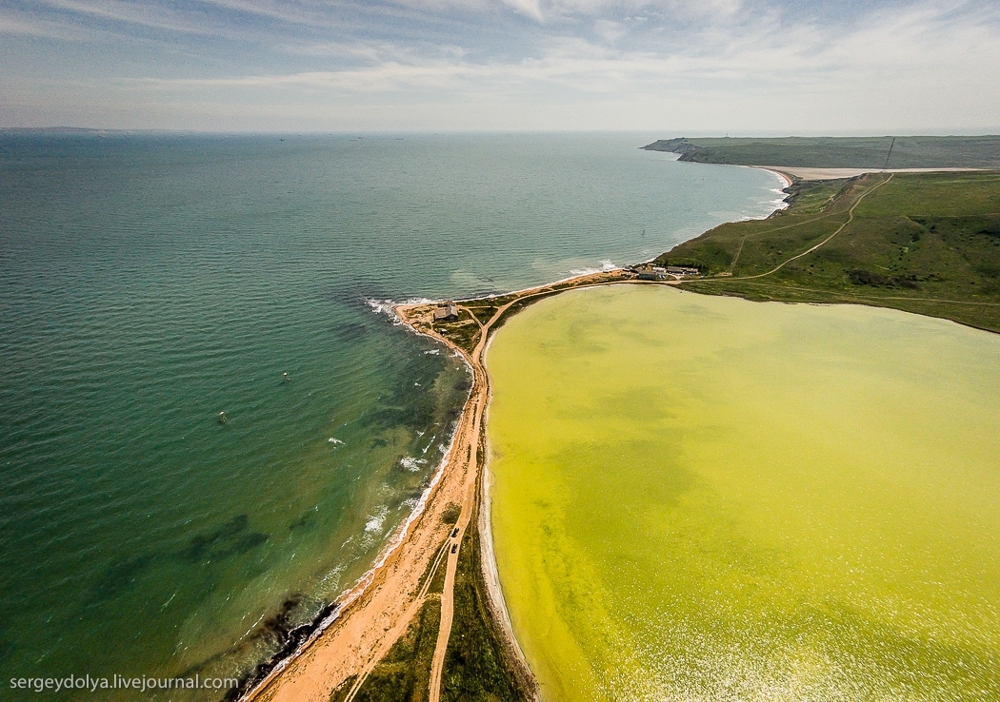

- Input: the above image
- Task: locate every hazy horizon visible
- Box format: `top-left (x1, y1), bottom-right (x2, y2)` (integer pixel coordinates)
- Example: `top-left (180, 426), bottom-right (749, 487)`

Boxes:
top-left (4, 128), bottom-right (1000, 137)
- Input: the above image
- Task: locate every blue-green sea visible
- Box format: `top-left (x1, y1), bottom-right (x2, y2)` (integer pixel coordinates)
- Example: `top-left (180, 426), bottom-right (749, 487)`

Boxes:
top-left (0, 133), bottom-right (782, 699)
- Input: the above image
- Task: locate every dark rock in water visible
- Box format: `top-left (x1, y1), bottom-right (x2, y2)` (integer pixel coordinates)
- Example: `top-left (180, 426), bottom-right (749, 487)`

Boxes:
top-left (289, 510), bottom-right (317, 532)
top-left (261, 596), bottom-right (303, 641)
top-left (370, 437), bottom-right (389, 448)
top-left (230, 598), bottom-right (341, 701)
top-left (182, 514), bottom-right (248, 560)
top-left (88, 554), bottom-right (155, 602)
top-left (212, 532), bottom-right (269, 559)
top-left (359, 350), bottom-right (450, 429)
top-left (181, 514), bottom-right (267, 563)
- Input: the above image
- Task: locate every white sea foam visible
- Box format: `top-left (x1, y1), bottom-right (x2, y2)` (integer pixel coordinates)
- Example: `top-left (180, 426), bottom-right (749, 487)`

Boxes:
top-left (316, 564), bottom-right (346, 592)
top-left (328, 437), bottom-right (344, 445)
top-left (364, 298), bottom-right (405, 324)
top-left (569, 259), bottom-right (618, 276)
top-left (364, 506), bottom-right (388, 534)
top-left (399, 456), bottom-right (428, 472)
top-left (421, 436), bottom-right (436, 454)
top-left (423, 349), bottom-right (440, 355)
top-left (242, 395), bottom-right (467, 697)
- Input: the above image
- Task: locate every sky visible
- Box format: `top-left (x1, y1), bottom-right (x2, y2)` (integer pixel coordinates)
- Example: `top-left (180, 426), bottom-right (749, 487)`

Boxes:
top-left (2, 0), bottom-right (999, 133)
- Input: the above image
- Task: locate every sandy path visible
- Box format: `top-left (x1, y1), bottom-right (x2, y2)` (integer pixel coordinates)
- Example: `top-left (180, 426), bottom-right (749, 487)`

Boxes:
top-left (242, 275), bottom-right (612, 702)
top-left (244, 315), bottom-right (488, 702)
top-left (426, 295), bottom-right (528, 702)
top-left (340, 541), bottom-right (450, 702)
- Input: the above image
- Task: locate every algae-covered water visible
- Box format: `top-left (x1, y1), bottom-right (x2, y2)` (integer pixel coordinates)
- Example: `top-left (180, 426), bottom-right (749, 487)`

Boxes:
top-left (487, 285), bottom-right (1000, 702)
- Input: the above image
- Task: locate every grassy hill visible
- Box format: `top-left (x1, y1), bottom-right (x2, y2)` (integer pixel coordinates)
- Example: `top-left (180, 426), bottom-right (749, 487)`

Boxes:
top-left (654, 171), bottom-right (1000, 333)
top-left (643, 136), bottom-right (1000, 169)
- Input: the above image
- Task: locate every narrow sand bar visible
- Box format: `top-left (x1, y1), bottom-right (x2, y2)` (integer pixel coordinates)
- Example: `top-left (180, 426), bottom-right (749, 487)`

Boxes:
top-left (242, 270), bottom-right (630, 702)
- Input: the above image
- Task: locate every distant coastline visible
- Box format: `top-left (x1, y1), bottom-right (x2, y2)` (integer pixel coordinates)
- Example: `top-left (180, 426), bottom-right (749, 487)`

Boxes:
top-left (643, 135), bottom-right (1000, 169)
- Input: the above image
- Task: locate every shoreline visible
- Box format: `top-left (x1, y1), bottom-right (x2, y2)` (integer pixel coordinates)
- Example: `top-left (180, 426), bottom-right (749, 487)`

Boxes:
top-left (239, 299), bottom-right (489, 701)
top-left (753, 165), bottom-right (793, 188)
top-left (237, 384), bottom-right (468, 699)
top-left (239, 184), bottom-right (797, 701)
top-left (476, 329), bottom-right (536, 694)
top-left (238, 270), bottom-right (643, 702)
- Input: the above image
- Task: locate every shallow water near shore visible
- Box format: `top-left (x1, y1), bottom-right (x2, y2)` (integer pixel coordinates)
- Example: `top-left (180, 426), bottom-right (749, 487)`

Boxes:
top-left (487, 285), bottom-right (1000, 702)
top-left (0, 134), bottom-right (782, 698)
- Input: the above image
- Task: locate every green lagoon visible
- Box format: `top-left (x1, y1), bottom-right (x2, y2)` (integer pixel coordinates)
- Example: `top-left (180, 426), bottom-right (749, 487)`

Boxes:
top-left (487, 285), bottom-right (1000, 702)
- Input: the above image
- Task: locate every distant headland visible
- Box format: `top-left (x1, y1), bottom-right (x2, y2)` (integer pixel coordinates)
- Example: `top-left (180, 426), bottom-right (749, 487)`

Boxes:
top-left (643, 135), bottom-right (1000, 170)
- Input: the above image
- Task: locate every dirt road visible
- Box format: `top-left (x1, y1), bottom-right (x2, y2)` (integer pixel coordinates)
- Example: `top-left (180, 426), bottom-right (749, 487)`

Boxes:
top-left (242, 272), bottom-right (609, 702)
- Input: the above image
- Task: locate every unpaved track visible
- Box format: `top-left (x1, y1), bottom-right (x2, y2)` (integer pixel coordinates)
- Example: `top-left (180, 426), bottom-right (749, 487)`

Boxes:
top-left (426, 299), bottom-right (516, 702)
top-left (244, 313), bottom-right (490, 702)
top-left (243, 271), bottom-right (621, 702)
top-left (730, 175), bottom-right (892, 281)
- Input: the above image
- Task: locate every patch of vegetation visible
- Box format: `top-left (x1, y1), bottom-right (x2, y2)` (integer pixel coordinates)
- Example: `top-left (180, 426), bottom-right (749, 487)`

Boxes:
top-left (847, 269), bottom-right (919, 289)
top-left (463, 304), bottom-right (499, 325)
top-left (653, 176), bottom-right (869, 274)
top-left (332, 521), bottom-right (531, 702)
top-left (779, 178), bottom-right (853, 215)
top-left (643, 136), bottom-right (1000, 169)
top-left (415, 539), bottom-right (450, 596)
top-left (427, 550), bottom-right (448, 595)
top-left (441, 502), bottom-right (462, 525)
top-left (338, 598), bottom-right (442, 702)
top-left (433, 309), bottom-right (480, 354)
top-left (329, 677), bottom-right (356, 702)
top-left (486, 287), bottom-right (585, 340)
top-left (659, 171), bottom-right (1000, 333)
top-left (441, 521), bottom-right (529, 702)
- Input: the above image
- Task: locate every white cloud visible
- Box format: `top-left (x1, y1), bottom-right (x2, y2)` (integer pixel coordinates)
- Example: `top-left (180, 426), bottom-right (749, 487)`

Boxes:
top-left (128, 1), bottom-right (995, 88)
top-left (37, 0), bottom-right (216, 35)
top-left (4, 0), bottom-right (1000, 131)
top-left (0, 12), bottom-right (88, 39)
top-left (499, 0), bottom-right (545, 20)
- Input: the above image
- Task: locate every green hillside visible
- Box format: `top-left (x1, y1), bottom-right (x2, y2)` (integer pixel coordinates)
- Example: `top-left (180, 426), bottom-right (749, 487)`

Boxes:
top-left (643, 136), bottom-right (1000, 169)
top-left (655, 171), bottom-right (1000, 333)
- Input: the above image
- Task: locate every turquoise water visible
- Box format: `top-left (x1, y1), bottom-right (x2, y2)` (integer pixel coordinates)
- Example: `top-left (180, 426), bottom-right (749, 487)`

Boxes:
top-left (0, 133), bottom-right (781, 699)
